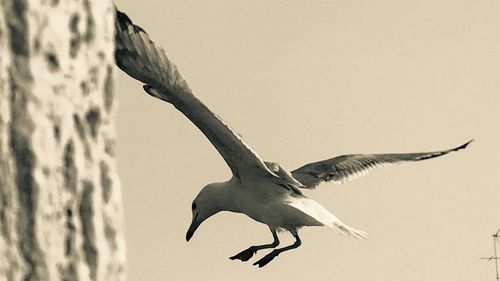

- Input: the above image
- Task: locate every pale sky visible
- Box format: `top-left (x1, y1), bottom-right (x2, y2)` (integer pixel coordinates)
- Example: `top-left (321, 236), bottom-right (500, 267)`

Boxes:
top-left (115, 1), bottom-right (500, 280)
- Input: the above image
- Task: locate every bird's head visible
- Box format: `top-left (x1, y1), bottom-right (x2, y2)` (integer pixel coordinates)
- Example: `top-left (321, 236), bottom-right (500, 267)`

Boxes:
top-left (186, 183), bottom-right (225, 241)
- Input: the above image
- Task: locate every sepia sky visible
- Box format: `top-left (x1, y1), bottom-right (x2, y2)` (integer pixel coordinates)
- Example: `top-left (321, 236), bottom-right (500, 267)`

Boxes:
top-left (114, 1), bottom-right (500, 280)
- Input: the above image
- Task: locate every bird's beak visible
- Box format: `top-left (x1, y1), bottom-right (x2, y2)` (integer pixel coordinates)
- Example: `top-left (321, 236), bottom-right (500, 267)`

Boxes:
top-left (186, 216), bottom-right (200, 242)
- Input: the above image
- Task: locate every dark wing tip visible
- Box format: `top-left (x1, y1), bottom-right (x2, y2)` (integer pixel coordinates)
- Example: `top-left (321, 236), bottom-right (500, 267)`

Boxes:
top-left (454, 139), bottom-right (474, 151)
top-left (116, 9), bottom-right (147, 34)
top-left (116, 10), bottom-right (132, 30)
top-left (415, 139), bottom-right (474, 161)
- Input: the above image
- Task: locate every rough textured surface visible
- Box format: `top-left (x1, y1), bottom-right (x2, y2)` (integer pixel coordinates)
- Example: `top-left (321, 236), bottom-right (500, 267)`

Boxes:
top-left (0, 0), bottom-right (125, 280)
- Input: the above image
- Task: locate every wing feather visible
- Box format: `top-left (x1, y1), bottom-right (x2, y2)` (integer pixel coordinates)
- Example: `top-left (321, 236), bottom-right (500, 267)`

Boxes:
top-left (115, 10), bottom-right (276, 180)
top-left (292, 140), bottom-right (473, 189)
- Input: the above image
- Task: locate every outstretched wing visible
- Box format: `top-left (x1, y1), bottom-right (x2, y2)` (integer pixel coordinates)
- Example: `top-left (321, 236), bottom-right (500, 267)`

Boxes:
top-left (115, 10), bottom-right (277, 180)
top-left (291, 140), bottom-right (473, 189)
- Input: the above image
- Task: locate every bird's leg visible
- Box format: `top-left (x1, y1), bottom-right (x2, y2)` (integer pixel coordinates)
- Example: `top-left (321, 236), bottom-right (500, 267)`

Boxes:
top-left (253, 230), bottom-right (301, 268)
top-left (230, 227), bottom-right (279, 262)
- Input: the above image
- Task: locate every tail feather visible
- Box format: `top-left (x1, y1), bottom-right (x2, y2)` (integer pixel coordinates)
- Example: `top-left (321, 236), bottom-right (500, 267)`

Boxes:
top-left (288, 197), bottom-right (369, 239)
top-left (332, 223), bottom-right (369, 239)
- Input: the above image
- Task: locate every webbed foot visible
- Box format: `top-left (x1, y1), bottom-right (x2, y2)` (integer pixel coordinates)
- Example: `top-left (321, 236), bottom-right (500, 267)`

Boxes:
top-left (252, 250), bottom-right (279, 267)
top-left (229, 247), bottom-right (257, 262)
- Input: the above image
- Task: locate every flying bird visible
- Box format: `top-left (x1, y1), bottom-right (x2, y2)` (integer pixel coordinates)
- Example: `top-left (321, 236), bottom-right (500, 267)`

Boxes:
top-left (114, 10), bottom-right (472, 267)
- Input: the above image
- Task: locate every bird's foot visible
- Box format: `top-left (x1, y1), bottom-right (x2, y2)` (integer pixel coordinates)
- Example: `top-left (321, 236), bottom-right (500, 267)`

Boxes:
top-left (229, 247), bottom-right (257, 262)
top-left (253, 250), bottom-right (279, 268)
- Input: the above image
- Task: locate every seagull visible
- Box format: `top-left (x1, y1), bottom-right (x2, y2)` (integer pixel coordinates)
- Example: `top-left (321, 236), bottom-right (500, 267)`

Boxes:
top-left (114, 10), bottom-right (472, 267)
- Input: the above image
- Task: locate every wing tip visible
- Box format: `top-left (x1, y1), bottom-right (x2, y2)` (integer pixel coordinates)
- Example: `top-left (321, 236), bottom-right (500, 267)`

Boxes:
top-left (116, 9), bottom-right (147, 35)
top-left (454, 139), bottom-right (474, 151)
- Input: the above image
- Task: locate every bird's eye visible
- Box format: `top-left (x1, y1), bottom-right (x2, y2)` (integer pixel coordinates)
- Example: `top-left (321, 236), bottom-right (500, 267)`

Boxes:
top-left (191, 202), bottom-right (197, 210)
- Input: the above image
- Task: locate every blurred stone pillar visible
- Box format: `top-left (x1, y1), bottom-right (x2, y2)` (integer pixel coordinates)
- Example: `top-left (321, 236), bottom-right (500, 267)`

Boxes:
top-left (0, 0), bottom-right (125, 280)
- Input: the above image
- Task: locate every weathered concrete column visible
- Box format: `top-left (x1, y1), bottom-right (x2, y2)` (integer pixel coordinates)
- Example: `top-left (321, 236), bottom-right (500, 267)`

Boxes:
top-left (0, 0), bottom-right (125, 280)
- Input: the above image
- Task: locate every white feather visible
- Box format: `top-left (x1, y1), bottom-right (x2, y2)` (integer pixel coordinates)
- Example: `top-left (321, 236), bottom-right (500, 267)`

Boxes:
top-left (287, 197), bottom-right (368, 239)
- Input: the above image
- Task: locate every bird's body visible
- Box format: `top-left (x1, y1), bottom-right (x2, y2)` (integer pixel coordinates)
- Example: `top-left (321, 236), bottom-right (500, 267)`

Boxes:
top-left (207, 178), bottom-right (350, 232)
top-left (226, 180), bottom-right (302, 228)
top-left (115, 10), bottom-right (471, 267)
